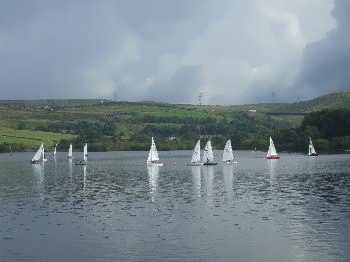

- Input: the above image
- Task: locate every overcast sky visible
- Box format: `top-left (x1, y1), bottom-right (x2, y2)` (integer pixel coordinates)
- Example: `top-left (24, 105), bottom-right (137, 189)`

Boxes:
top-left (0, 0), bottom-right (348, 104)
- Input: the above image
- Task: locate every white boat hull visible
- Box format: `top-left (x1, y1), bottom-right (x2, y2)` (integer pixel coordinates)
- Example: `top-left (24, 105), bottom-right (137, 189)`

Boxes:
top-left (147, 162), bottom-right (164, 167)
top-left (223, 160), bottom-right (237, 165)
top-left (187, 162), bottom-right (204, 166)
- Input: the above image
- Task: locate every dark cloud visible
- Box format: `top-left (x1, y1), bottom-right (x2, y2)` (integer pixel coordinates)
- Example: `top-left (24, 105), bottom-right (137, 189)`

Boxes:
top-left (295, 0), bottom-right (350, 98)
top-left (0, 0), bottom-right (338, 104)
top-left (144, 65), bottom-right (201, 103)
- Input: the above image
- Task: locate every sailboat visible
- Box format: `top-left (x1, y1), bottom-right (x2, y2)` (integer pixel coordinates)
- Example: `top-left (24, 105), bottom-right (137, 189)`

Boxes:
top-left (53, 144), bottom-right (57, 157)
top-left (75, 143), bottom-right (88, 165)
top-left (84, 143), bottom-right (88, 159)
top-left (67, 144), bottom-right (73, 159)
top-left (188, 140), bottom-right (203, 166)
top-left (31, 143), bottom-right (47, 164)
top-left (147, 137), bottom-right (163, 166)
top-left (203, 140), bottom-right (217, 165)
top-left (222, 139), bottom-right (234, 164)
top-left (308, 137), bottom-right (318, 156)
top-left (266, 136), bottom-right (280, 160)
top-left (75, 144), bottom-right (88, 166)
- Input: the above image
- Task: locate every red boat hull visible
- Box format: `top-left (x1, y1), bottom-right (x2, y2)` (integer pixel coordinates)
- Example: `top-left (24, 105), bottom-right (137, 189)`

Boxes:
top-left (266, 156), bottom-right (280, 160)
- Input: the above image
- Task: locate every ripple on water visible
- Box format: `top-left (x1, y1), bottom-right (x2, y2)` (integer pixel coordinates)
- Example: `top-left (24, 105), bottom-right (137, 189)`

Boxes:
top-left (0, 152), bottom-right (350, 262)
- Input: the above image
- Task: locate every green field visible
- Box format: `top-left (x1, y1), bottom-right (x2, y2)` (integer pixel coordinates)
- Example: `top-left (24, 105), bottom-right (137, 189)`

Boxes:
top-left (0, 128), bottom-right (75, 152)
top-left (0, 92), bottom-right (349, 152)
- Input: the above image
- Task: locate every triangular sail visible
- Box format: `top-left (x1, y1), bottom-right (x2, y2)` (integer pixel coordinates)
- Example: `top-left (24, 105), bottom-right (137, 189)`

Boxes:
top-left (53, 144), bottom-right (57, 156)
top-left (191, 140), bottom-right (201, 163)
top-left (266, 137), bottom-right (278, 157)
top-left (222, 139), bottom-right (234, 162)
top-left (68, 144), bottom-right (73, 158)
top-left (32, 144), bottom-right (43, 162)
top-left (308, 138), bottom-right (317, 155)
top-left (203, 140), bottom-right (214, 162)
top-left (83, 143), bottom-right (88, 161)
top-left (147, 137), bottom-right (160, 162)
top-left (42, 146), bottom-right (45, 161)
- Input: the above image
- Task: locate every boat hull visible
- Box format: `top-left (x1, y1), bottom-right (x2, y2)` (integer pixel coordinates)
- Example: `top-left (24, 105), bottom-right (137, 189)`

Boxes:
top-left (187, 162), bottom-right (204, 166)
top-left (75, 160), bottom-right (87, 166)
top-left (266, 156), bottom-right (280, 160)
top-left (147, 162), bottom-right (164, 167)
top-left (308, 153), bottom-right (319, 157)
top-left (223, 160), bottom-right (236, 165)
top-left (203, 162), bottom-right (218, 166)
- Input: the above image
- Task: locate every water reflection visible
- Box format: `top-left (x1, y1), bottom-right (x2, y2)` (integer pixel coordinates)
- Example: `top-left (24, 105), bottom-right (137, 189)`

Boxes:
top-left (202, 166), bottom-right (214, 200)
top-left (147, 165), bottom-right (159, 201)
top-left (68, 159), bottom-right (73, 178)
top-left (32, 163), bottom-right (44, 185)
top-left (1, 152), bottom-right (350, 262)
top-left (222, 164), bottom-right (234, 199)
top-left (191, 166), bottom-right (201, 197)
top-left (268, 159), bottom-right (278, 182)
top-left (82, 165), bottom-right (87, 190)
top-left (32, 163), bottom-right (45, 200)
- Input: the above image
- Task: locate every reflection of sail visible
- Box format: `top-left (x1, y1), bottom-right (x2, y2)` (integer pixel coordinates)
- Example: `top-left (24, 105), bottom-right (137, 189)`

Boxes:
top-left (83, 165), bottom-right (87, 190)
top-left (147, 165), bottom-right (159, 201)
top-left (32, 163), bottom-right (44, 184)
top-left (68, 159), bottom-right (73, 177)
top-left (222, 164), bottom-right (234, 199)
top-left (268, 159), bottom-right (278, 182)
top-left (203, 166), bottom-right (214, 199)
top-left (32, 163), bottom-right (45, 200)
top-left (191, 166), bottom-right (201, 197)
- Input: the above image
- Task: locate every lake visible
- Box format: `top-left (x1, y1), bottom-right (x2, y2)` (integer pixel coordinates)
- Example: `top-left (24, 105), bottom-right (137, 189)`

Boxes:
top-left (1, 151), bottom-right (350, 262)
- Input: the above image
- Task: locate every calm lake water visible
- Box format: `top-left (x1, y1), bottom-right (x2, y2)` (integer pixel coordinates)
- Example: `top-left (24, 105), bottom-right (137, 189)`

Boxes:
top-left (0, 151), bottom-right (350, 262)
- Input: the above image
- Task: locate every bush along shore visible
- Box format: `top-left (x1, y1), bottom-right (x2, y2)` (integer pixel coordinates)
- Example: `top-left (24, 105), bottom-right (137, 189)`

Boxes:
top-left (0, 96), bottom-right (349, 153)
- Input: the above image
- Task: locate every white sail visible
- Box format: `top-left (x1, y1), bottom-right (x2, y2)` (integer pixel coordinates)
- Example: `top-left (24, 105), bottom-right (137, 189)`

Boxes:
top-left (191, 140), bottom-right (201, 163)
top-left (32, 144), bottom-right (43, 162)
top-left (203, 140), bottom-right (214, 162)
top-left (83, 143), bottom-right (88, 161)
top-left (266, 136), bottom-right (278, 157)
top-left (308, 138), bottom-right (317, 155)
top-left (68, 144), bottom-right (73, 158)
top-left (42, 145), bottom-right (45, 161)
top-left (147, 137), bottom-right (160, 162)
top-left (53, 144), bottom-right (57, 156)
top-left (222, 139), bottom-right (234, 162)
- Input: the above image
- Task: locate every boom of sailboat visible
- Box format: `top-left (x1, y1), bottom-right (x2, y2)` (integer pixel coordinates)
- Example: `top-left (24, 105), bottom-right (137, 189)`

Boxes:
top-left (30, 136), bottom-right (319, 165)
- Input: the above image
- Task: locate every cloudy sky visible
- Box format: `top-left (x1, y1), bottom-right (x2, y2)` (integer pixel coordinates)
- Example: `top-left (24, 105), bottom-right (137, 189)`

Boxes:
top-left (0, 0), bottom-right (348, 104)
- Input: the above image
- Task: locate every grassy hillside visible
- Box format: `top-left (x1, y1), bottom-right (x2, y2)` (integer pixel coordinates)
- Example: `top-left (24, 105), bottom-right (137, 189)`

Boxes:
top-left (228, 92), bottom-right (350, 113)
top-left (0, 92), bottom-right (349, 152)
top-left (0, 128), bottom-right (75, 152)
